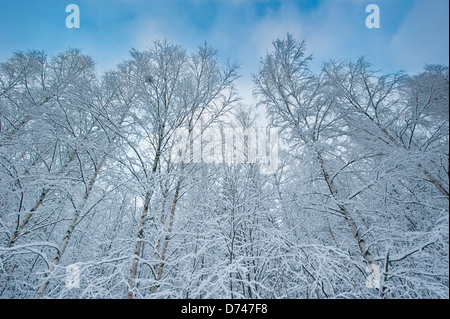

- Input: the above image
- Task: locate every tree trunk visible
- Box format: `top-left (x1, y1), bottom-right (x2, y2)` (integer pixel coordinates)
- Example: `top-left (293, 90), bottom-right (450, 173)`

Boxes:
top-left (7, 119), bottom-right (99, 247)
top-left (34, 146), bottom-right (110, 298)
top-left (149, 119), bottom-right (194, 294)
top-left (126, 152), bottom-right (160, 299)
top-left (366, 110), bottom-right (448, 199)
top-left (8, 150), bottom-right (77, 247)
top-left (126, 191), bottom-right (151, 299)
top-left (150, 177), bottom-right (182, 293)
top-left (317, 152), bottom-right (393, 298)
top-left (0, 95), bottom-right (54, 147)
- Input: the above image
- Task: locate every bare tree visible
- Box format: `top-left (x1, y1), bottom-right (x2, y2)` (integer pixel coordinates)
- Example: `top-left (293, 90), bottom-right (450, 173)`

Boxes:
top-left (253, 34), bottom-right (385, 296)
top-left (323, 58), bottom-right (449, 198)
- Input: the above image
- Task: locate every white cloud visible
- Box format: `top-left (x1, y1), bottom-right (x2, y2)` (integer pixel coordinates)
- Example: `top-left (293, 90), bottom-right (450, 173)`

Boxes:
top-left (135, 18), bottom-right (170, 48)
top-left (388, 0), bottom-right (449, 73)
top-left (246, 1), bottom-right (363, 71)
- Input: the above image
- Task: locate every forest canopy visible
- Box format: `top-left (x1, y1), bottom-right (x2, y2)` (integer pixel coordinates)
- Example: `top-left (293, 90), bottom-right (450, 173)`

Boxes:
top-left (0, 35), bottom-right (448, 299)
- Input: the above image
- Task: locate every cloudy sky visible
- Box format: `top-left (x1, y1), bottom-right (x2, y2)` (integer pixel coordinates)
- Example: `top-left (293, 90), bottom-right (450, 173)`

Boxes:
top-left (0, 0), bottom-right (448, 103)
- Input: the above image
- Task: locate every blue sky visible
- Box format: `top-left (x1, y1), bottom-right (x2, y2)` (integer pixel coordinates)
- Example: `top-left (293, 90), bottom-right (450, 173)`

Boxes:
top-left (0, 0), bottom-right (448, 102)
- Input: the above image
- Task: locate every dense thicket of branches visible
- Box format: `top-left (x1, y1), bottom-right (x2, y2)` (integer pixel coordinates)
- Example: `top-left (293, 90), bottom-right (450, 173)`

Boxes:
top-left (0, 36), bottom-right (448, 299)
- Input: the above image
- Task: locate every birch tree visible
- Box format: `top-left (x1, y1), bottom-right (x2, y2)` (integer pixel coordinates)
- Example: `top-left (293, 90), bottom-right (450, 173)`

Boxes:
top-left (323, 58), bottom-right (449, 198)
top-left (0, 36), bottom-right (447, 299)
top-left (121, 40), bottom-right (238, 298)
top-left (253, 34), bottom-right (388, 297)
top-left (0, 49), bottom-right (102, 295)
